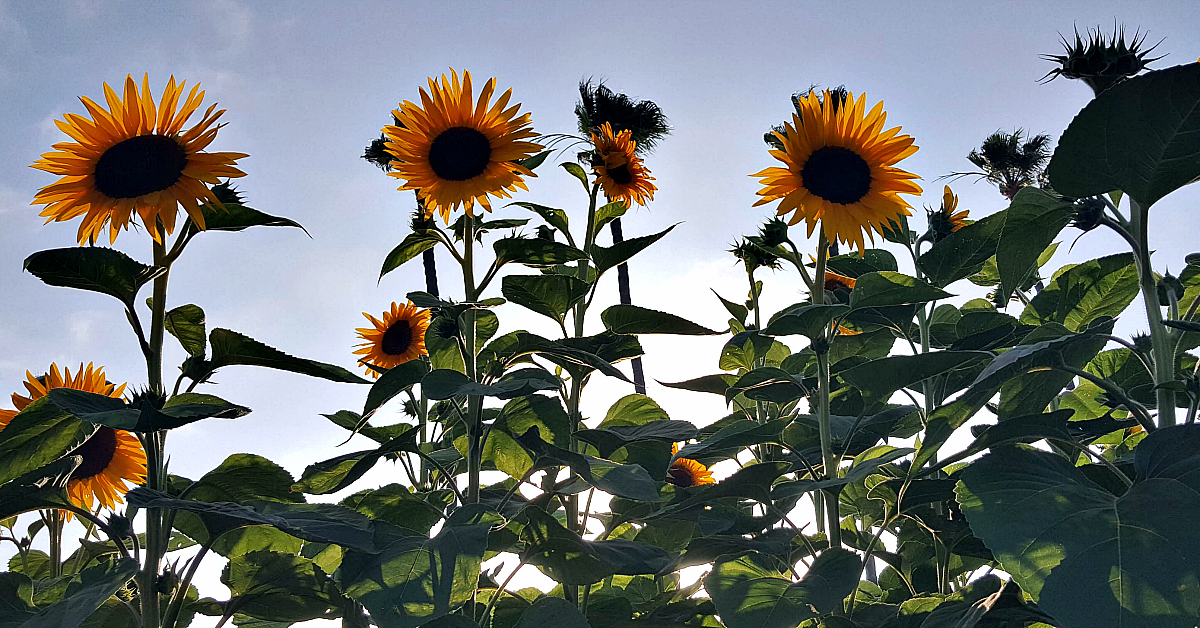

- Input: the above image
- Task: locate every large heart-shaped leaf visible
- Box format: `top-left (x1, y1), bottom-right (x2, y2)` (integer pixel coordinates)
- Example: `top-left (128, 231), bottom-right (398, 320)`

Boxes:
top-left (705, 549), bottom-right (862, 628)
top-left (0, 398), bottom-right (94, 485)
top-left (994, 187), bottom-right (1075, 303)
top-left (956, 425), bottom-right (1200, 628)
top-left (1047, 62), bottom-right (1200, 208)
top-left (1020, 253), bottom-right (1139, 331)
top-left (521, 508), bottom-right (671, 585)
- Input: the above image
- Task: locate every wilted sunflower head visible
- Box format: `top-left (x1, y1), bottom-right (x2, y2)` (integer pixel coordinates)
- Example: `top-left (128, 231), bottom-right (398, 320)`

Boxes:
top-left (354, 302), bottom-right (432, 377)
top-left (589, 122), bottom-right (657, 208)
top-left (753, 89), bottom-right (922, 255)
top-left (576, 79), bottom-right (670, 155)
top-left (926, 185), bottom-right (970, 242)
top-left (383, 69), bottom-right (543, 223)
top-left (31, 74), bottom-right (247, 244)
top-left (1041, 25), bottom-right (1164, 95)
top-left (0, 363), bottom-right (146, 513)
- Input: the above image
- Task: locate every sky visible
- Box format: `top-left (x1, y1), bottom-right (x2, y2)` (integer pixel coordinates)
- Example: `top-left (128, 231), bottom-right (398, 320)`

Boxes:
top-left (1, 1), bottom-right (1199, 624)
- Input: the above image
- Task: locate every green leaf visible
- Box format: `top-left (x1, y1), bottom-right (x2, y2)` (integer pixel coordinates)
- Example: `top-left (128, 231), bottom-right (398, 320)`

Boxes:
top-left (380, 232), bottom-right (440, 280)
top-left (210, 328), bottom-right (370, 383)
top-left (601, 305), bottom-right (720, 335)
top-left (520, 508), bottom-right (671, 585)
top-left (494, 237), bottom-right (588, 268)
top-left (675, 420), bottom-right (788, 465)
top-left (362, 360), bottom-right (431, 420)
top-left (484, 396), bottom-right (572, 480)
top-left (22, 247), bottom-right (163, 305)
top-left (599, 394), bottom-right (670, 428)
top-left (515, 150), bottom-right (551, 171)
top-left (340, 484), bottom-right (446, 537)
top-left (165, 303), bottom-right (206, 356)
top-left (593, 201), bottom-right (629, 234)
top-left (850, 271), bottom-right (952, 308)
top-left (1047, 62), bottom-right (1200, 208)
top-left (221, 550), bottom-right (332, 622)
top-left (840, 351), bottom-right (992, 401)
top-left (659, 374), bottom-right (736, 396)
top-left (292, 428), bottom-right (419, 495)
top-left (590, 224), bottom-right (677, 276)
top-left (131, 489), bottom-right (382, 553)
top-left (995, 187), bottom-right (1075, 303)
top-left (1020, 253), bottom-right (1139, 331)
top-left (705, 549), bottom-right (862, 628)
top-left (771, 447), bottom-right (915, 500)
top-left (923, 410), bottom-right (1075, 475)
top-left (515, 597), bottom-right (591, 628)
top-left (508, 202), bottom-right (570, 236)
top-left (826, 249), bottom-right (899, 276)
top-left (725, 367), bottom-right (806, 405)
top-left (0, 398), bottom-right (94, 485)
top-left (47, 388), bottom-right (249, 431)
top-left (956, 425), bottom-right (1200, 628)
top-left (0, 457), bottom-right (80, 521)
top-left (18, 557), bottom-right (138, 628)
top-left (337, 506), bottom-right (494, 628)
top-left (561, 161), bottom-right (591, 192)
top-left (761, 304), bottom-right (850, 340)
top-left (516, 429), bottom-right (662, 502)
top-left (502, 274), bottom-right (589, 325)
top-left (577, 420), bottom-right (698, 459)
top-left (650, 462), bottom-right (791, 519)
top-left (918, 211), bottom-right (1006, 287)
top-left (712, 289), bottom-right (749, 325)
top-left (422, 368), bottom-right (559, 400)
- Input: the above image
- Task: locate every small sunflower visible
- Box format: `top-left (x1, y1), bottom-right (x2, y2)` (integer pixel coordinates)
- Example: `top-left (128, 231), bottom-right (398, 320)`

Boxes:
top-left (667, 443), bottom-right (715, 487)
top-left (383, 69), bottom-right (542, 223)
top-left (354, 302), bottom-right (432, 376)
top-left (752, 89), bottom-right (922, 254)
top-left (0, 364), bottom-right (145, 512)
top-left (590, 122), bottom-right (656, 208)
top-left (31, 74), bottom-right (247, 244)
top-left (927, 185), bottom-right (970, 242)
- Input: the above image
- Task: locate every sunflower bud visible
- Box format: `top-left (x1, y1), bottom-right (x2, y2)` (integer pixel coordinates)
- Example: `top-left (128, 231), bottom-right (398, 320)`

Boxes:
top-left (730, 238), bottom-right (781, 272)
top-left (410, 209), bottom-right (436, 233)
top-left (180, 355), bottom-right (210, 382)
top-left (1041, 25), bottom-right (1163, 96)
top-left (130, 387), bottom-right (167, 412)
top-left (535, 225), bottom-right (555, 241)
top-left (106, 513), bottom-right (134, 540)
top-left (156, 567), bottom-right (180, 595)
top-left (115, 583), bottom-right (137, 602)
top-left (1158, 273), bottom-right (1184, 307)
top-left (757, 218), bottom-right (790, 248)
top-left (363, 136), bottom-right (394, 171)
top-left (1071, 197), bottom-right (1107, 232)
top-left (1132, 332), bottom-right (1153, 353)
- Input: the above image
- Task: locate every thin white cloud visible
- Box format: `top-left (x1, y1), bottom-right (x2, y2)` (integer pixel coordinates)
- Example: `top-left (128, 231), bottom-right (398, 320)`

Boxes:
top-left (200, 0), bottom-right (252, 59)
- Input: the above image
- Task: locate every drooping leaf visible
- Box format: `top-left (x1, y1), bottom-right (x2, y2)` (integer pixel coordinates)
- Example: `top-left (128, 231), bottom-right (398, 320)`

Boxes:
top-left (502, 274), bottom-right (590, 325)
top-left (918, 210), bottom-right (1006, 287)
top-left (705, 549), bottom-right (862, 628)
top-left (771, 447), bottom-right (915, 500)
top-left (292, 428), bottom-right (420, 495)
top-left (995, 187), bottom-right (1075, 303)
top-left (46, 388), bottom-right (249, 432)
top-left (362, 360), bottom-right (431, 420)
top-left (421, 368), bottom-right (559, 400)
top-left (18, 556), bottom-right (138, 628)
top-left (494, 237), bottom-right (588, 268)
top-left (209, 328), bottom-right (370, 384)
top-left (659, 374), bottom-right (736, 396)
top-left (956, 425), bottom-right (1200, 628)
top-left (1047, 62), bottom-right (1200, 208)
top-left (561, 162), bottom-right (590, 191)
top-left (165, 304), bottom-right (207, 356)
top-left (577, 420), bottom-right (699, 459)
top-left (601, 305), bottom-right (720, 335)
top-left (922, 410), bottom-right (1075, 475)
top-left (509, 202), bottom-right (570, 236)
top-left (1020, 253), bottom-right (1139, 331)
top-left (220, 550), bottom-right (333, 622)
top-left (514, 597), bottom-right (591, 628)
top-left (521, 508), bottom-right (671, 585)
top-left (839, 351), bottom-right (992, 401)
top-left (22, 247), bottom-right (163, 305)
top-left (590, 224), bottom-right (677, 276)
top-left (0, 457), bottom-right (80, 521)
top-left (516, 429), bottom-right (662, 502)
top-left (849, 272), bottom-right (952, 309)
top-left (198, 184), bottom-right (307, 233)
top-left (762, 304), bottom-right (850, 340)
top-left (380, 232), bottom-right (441, 279)
top-left (0, 398), bottom-right (94, 485)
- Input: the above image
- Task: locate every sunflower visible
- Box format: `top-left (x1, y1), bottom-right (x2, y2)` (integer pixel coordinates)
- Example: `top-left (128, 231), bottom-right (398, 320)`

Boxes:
top-left (824, 270), bottom-right (857, 292)
top-left (0, 363), bottom-right (145, 512)
top-left (752, 89), bottom-right (922, 254)
top-left (667, 443), bottom-right (715, 487)
top-left (590, 122), bottom-right (656, 208)
top-left (354, 302), bottom-right (432, 376)
top-left (927, 185), bottom-right (970, 242)
top-left (31, 74), bottom-right (247, 244)
top-left (383, 69), bottom-right (542, 223)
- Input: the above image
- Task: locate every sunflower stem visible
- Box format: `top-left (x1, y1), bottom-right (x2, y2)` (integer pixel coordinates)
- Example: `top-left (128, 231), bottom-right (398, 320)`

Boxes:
top-left (812, 235), bottom-right (841, 548)
top-left (463, 213), bottom-right (482, 504)
top-left (140, 223), bottom-right (172, 627)
top-left (1129, 197), bottom-right (1177, 427)
top-left (48, 510), bottom-right (62, 578)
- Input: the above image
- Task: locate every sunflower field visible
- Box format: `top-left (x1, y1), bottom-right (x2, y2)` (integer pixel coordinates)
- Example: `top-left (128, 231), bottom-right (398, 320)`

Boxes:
top-left (3, 21), bottom-right (1200, 628)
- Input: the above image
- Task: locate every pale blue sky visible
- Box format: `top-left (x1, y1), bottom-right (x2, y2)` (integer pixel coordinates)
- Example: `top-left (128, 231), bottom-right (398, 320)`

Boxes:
top-left (1, 1), bottom-right (1198, 622)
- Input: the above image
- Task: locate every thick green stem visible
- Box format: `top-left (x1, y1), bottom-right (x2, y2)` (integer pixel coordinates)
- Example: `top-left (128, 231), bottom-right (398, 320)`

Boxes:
top-left (48, 511), bottom-right (62, 578)
top-left (811, 236), bottom-right (840, 547)
top-left (140, 230), bottom-right (172, 627)
top-left (1129, 198), bottom-right (1177, 427)
top-left (462, 214), bottom-right (482, 504)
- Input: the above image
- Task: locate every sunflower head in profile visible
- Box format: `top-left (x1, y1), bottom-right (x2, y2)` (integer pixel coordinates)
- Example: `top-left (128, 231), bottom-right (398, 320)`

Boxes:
top-left (383, 69), bottom-right (542, 223)
top-left (31, 75), bottom-right (247, 244)
top-left (927, 185), bottom-right (970, 242)
top-left (354, 302), bottom-right (432, 377)
top-left (752, 89), bottom-right (922, 255)
top-left (824, 269), bottom-right (857, 293)
top-left (666, 443), bottom-right (715, 487)
top-left (590, 122), bottom-right (657, 208)
top-left (0, 363), bottom-right (145, 513)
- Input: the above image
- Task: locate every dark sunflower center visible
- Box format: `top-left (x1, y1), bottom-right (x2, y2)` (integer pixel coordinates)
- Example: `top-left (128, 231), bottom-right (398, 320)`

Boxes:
top-left (428, 127), bottom-right (492, 181)
top-left (69, 427), bottom-right (118, 480)
top-left (801, 146), bottom-right (872, 204)
top-left (607, 163), bottom-right (633, 185)
top-left (666, 462), bottom-right (696, 487)
top-left (381, 321), bottom-right (414, 356)
top-left (825, 277), bottom-right (851, 292)
top-left (93, 135), bottom-right (188, 199)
